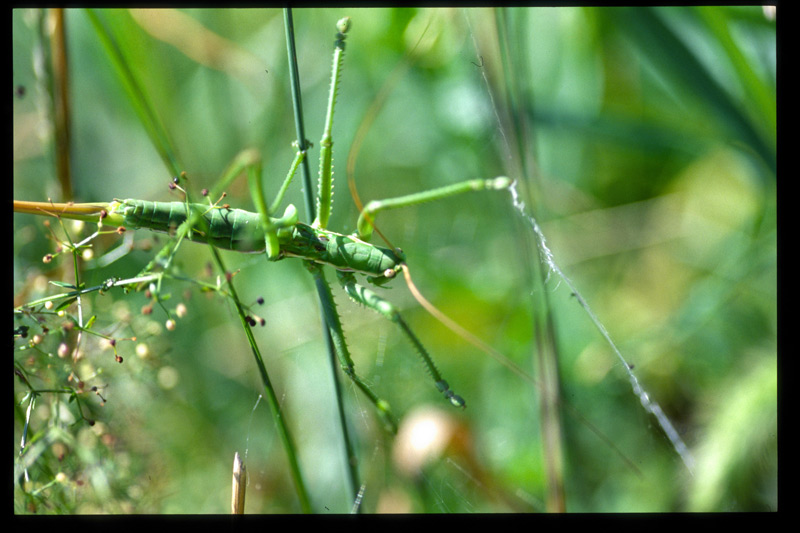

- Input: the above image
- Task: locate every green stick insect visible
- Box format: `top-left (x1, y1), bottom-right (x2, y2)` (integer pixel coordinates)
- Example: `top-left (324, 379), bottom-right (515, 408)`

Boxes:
top-left (15, 9), bottom-right (527, 512)
top-left (14, 17), bottom-right (511, 429)
top-left (14, 7), bottom-right (779, 514)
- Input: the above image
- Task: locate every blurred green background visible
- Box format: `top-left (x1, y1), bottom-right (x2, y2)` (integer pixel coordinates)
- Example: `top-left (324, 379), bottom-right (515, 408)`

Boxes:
top-left (14, 7), bottom-right (776, 513)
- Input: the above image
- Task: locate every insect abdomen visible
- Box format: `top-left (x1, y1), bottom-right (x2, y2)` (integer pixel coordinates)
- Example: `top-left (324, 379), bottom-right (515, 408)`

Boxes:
top-left (117, 200), bottom-right (266, 252)
top-left (283, 223), bottom-right (403, 277)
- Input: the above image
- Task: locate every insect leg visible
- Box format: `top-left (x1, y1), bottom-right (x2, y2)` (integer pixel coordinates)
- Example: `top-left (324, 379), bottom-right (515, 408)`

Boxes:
top-left (314, 17), bottom-right (351, 230)
top-left (337, 271), bottom-right (465, 409)
top-left (355, 176), bottom-right (512, 241)
top-left (247, 148), bottom-right (304, 261)
top-left (306, 262), bottom-right (399, 434)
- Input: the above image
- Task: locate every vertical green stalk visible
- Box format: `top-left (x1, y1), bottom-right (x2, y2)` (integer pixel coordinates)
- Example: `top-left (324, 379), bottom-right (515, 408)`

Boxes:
top-left (284, 9), bottom-right (361, 511)
top-left (210, 246), bottom-right (312, 513)
top-left (283, 9), bottom-right (314, 222)
top-left (494, 7), bottom-right (567, 512)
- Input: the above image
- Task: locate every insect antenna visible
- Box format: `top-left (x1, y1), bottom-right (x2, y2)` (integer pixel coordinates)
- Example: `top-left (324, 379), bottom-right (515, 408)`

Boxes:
top-left (345, 19), bottom-right (435, 251)
top-left (343, 17), bottom-right (532, 386)
top-left (343, 15), bottom-right (532, 397)
top-left (401, 264), bottom-right (642, 476)
top-left (341, 16), bottom-right (641, 476)
top-left (400, 263), bottom-right (527, 381)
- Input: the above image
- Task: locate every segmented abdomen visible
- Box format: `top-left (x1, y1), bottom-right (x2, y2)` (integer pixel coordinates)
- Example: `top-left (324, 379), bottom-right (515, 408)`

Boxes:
top-left (283, 223), bottom-right (404, 277)
top-left (117, 199), bottom-right (266, 252)
top-left (115, 200), bottom-right (404, 276)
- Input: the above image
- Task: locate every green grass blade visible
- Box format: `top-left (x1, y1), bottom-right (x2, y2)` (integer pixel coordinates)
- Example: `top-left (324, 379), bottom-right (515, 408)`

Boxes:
top-left (209, 246), bottom-right (312, 513)
top-left (495, 7), bottom-right (567, 511)
top-left (614, 6), bottom-right (776, 175)
top-left (85, 9), bottom-right (181, 177)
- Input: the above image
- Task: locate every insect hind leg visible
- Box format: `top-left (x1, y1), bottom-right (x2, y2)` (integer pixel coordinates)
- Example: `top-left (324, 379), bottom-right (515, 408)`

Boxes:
top-left (306, 262), bottom-right (399, 434)
top-left (337, 271), bottom-right (465, 409)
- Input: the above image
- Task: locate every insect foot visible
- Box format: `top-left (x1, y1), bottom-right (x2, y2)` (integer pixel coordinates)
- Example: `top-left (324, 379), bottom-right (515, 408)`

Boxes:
top-left (437, 380), bottom-right (466, 409)
top-left (487, 176), bottom-right (513, 190)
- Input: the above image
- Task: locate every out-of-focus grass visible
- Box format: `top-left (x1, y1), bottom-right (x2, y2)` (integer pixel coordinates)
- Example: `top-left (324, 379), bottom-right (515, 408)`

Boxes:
top-left (14, 7), bottom-right (775, 513)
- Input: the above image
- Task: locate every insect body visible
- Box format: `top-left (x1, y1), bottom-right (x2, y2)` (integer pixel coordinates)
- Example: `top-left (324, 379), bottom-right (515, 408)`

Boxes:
top-left (14, 16), bottom-right (508, 433)
top-left (282, 223), bottom-right (406, 283)
top-left (110, 199), bottom-right (406, 282)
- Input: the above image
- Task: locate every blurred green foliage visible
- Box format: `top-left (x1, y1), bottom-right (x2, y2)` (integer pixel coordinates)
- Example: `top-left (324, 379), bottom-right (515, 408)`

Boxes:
top-left (14, 7), bottom-right (775, 513)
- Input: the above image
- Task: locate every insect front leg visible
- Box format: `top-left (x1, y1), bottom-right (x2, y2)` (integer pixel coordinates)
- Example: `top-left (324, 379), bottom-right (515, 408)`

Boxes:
top-left (355, 177), bottom-right (512, 242)
top-left (245, 147), bottom-right (305, 261)
top-left (336, 271), bottom-right (466, 409)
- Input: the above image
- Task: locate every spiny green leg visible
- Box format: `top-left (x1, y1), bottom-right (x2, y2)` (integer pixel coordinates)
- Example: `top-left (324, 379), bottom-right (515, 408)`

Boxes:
top-left (306, 262), bottom-right (399, 434)
top-left (314, 17), bottom-right (351, 230)
top-left (337, 271), bottom-right (466, 409)
top-left (356, 176), bottom-right (513, 242)
top-left (248, 146), bottom-right (305, 260)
